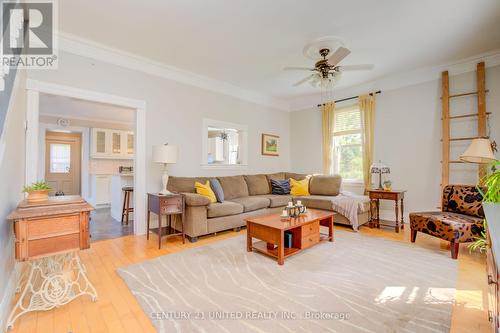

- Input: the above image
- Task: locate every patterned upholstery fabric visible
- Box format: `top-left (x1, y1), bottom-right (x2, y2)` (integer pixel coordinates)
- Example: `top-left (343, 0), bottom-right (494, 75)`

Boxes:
top-left (410, 185), bottom-right (485, 244)
top-left (442, 185), bottom-right (485, 218)
top-left (409, 211), bottom-right (483, 242)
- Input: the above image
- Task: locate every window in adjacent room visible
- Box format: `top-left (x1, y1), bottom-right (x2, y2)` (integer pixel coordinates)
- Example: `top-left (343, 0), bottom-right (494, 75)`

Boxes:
top-left (331, 105), bottom-right (363, 181)
top-left (203, 119), bottom-right (248, 168)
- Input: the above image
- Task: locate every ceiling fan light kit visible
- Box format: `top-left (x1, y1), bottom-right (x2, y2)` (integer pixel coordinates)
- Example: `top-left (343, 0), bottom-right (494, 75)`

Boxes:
top-left (285, 36), bottom-right (374, 89)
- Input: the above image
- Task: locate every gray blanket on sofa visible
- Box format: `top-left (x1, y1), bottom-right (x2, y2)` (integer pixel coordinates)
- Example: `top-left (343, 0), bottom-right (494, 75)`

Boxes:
top-left (330, 191), bottom-right (370, 230)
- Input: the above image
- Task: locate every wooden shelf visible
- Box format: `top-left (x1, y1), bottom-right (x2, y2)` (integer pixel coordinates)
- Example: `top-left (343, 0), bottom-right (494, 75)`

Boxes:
top-left (251, 241), bottom-right (300, 259)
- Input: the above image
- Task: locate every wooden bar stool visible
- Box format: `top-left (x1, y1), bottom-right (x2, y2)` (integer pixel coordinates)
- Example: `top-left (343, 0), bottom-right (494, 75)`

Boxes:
top-left (121, 186), bottom-right (134, 225)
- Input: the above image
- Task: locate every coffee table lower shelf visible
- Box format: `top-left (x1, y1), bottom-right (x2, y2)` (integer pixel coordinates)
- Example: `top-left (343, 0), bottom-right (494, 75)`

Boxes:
top-left (251, 241), bottom-right (301, 259)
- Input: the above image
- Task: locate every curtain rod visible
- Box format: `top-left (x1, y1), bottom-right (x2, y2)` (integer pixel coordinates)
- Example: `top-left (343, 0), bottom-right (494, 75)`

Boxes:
top-left (316, 90), bottom-right (382, 107)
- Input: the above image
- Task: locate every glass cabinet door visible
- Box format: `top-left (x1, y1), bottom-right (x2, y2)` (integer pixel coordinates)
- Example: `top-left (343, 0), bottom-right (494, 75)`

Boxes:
top-left (112, 132), bottom-right (122, 154)
top-left (95, 130), bottom-right (106, 154)
top-left (127, 133), bottom-right (134, 155)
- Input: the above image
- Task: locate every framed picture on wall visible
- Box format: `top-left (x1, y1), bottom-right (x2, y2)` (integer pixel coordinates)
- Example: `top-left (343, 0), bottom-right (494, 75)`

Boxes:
top-left (261, 133), bottom-right (279, 156)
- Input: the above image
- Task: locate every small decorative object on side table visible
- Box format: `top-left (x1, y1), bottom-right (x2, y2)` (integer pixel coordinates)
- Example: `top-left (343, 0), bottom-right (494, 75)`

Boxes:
top-left (368, 189), bottom-right (406, 233)
top-left (147, 193), bottom-right (185, 249)
top-left (6, 195), bottom-right (97, 330)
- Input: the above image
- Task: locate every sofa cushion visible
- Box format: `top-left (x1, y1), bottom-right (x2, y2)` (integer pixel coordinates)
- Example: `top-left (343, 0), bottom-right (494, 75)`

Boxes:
top-left (410, 211), bottom-right (484, 243)
top-left (290, 178), bottom-right (310, 196)
top-left (183, 193), bottom-right (211, 206)
top-left (217, 175), bottom-right (249, 200)
top-left (195, 181), bottom-right (217, 203)
top-left (309, 175), bottom-right (342, 196)
top-left (209, 178), bottom-right (225, 203)
top-left (244, 174), bottom-right (270, 195)
top-left (270, 179), bottom-right (290, 195)
top-left (230, 196), bottom-right (271, 212)
top-left (285, 172), bottom-right (309, 181)
top-left (167, 176), bottom-right (209, 193)
top-left (265, 172), bottom-right (286, 192)
top-left (256, 194), bottom-right (292, 208)
top-left (207, 201), bottom-right (244, 218)
top-left (294, 195), bottom-right (335, 211)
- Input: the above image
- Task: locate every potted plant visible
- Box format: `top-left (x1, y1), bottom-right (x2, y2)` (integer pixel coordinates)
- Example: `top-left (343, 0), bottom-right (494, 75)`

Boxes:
top-left (383, 180), bottom-right (392, 191)
top-left (23, 181), bottom-right (51, 203)
top-left (470, 161), bottom-right (499, 253)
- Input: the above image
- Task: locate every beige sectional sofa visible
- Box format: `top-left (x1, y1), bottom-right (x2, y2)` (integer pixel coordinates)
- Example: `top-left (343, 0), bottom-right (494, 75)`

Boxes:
top-left (167, 172), bottom-right (369, 242)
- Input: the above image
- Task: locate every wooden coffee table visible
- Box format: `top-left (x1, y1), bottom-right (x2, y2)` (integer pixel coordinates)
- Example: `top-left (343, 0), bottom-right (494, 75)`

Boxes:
top-left (246, 209), bottom-right (334, 265)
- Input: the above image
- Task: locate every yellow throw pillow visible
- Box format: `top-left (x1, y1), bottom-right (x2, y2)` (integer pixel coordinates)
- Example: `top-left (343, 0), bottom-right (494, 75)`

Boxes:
top-left (195, 181), bottom-right (217, 203)
top-left (290, 178), bottom-right (310, 196)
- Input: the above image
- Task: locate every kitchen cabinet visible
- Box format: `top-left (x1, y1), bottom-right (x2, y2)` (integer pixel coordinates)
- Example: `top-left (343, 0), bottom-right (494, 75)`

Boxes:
top-left (95, 175), bottom-right (111, 205)
top-left (91, 128), bottom-right (134, 159)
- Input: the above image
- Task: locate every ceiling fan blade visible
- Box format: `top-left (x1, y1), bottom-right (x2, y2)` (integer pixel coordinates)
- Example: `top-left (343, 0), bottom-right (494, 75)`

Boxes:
top-left (338, 64), bottom-right (374, 71)
top-left (293, 74), bottom-right (314, 86)
top-left (283, 66), bottom-right (314, 71)
top-left (327, 47), bottom-right (351, 66)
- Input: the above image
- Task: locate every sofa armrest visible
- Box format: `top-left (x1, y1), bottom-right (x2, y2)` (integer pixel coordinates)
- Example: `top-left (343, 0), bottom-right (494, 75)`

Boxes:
top-left (183, 193), bottom-right (210, 207)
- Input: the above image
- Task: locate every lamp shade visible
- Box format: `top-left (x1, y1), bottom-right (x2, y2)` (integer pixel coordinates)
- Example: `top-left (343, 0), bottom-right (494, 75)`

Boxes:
top-left (459, 138), bottom-right (496, 164)
top-left (370, 162), bottom-right (390, 174)
top-left (152, 144), bottom-right (178, 164)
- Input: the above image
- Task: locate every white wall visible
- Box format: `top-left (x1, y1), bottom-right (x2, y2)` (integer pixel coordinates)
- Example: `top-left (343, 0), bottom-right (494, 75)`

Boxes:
top-left (0, 70), bottom-right (26, 329)
top-left (290, 65), bottom-right (500, 218)
top-left (28, 51), bottom-right (291, 193)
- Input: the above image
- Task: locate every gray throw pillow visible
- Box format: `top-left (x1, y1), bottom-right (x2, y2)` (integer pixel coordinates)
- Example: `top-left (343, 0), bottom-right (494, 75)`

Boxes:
top-left (210, 178), bottom-right (224, 203)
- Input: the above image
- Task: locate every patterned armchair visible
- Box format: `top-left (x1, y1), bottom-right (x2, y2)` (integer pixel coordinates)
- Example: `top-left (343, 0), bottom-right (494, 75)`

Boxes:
top-left (409, 185), bottom-right (484, 259)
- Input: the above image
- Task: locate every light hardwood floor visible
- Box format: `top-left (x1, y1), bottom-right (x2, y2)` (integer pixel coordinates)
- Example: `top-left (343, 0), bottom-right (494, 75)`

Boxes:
top-left (9, 223), bottom-right (490, 333)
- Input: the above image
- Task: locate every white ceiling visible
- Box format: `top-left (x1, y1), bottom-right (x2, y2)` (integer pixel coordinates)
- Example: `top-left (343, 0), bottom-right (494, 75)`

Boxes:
top-left (59, 0), bottom-right (500, 100)
top-left (40, 93), bottom-right (135, 123)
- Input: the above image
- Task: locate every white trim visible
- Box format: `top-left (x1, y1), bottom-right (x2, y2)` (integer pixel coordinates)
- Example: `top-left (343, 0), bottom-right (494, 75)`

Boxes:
top-left (40, 112), bottom-right (134, 127)
top-left (289, 49), bottom-right (500, 111)
top-left (58, 32), bottom-right (289, 111)
top-left (201, 118), bottom-right (248, 168)
top-left (0, 69), bottom-right (22, 163)
top-left (26, 79), bottom-right (147, 235)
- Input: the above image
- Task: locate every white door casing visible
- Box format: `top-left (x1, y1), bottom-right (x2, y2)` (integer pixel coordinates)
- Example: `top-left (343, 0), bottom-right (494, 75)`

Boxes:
top-left (25, 79), bottom-right (147, 235)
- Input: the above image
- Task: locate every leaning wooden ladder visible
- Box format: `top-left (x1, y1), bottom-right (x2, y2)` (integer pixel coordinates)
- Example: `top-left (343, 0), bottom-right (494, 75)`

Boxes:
top-left (442, 61), bottom-right (489, 190)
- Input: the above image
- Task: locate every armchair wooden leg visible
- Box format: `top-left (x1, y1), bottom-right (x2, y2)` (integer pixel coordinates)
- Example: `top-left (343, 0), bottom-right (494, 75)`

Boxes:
top-left (410, 229), bottom-right (417, 243)
top-left (450, 242), bottom-right (459, 259)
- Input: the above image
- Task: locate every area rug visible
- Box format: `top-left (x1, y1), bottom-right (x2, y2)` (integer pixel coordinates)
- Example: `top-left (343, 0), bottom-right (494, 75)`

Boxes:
top-left (117, 230), bottom-right (457, 333)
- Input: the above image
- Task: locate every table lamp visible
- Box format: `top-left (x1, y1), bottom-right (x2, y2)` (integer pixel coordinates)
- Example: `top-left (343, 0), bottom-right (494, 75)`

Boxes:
top-left (153, 144), bottom-right (178, 195)
top-left (370, 161), bottom-right (390, 190)
top-left (460, 138), bottom-right (497, 164)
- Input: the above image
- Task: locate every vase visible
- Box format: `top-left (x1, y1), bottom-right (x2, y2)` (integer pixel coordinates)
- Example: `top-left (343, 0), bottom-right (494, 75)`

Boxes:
top-left (27, 190), bottom-right (50, 203)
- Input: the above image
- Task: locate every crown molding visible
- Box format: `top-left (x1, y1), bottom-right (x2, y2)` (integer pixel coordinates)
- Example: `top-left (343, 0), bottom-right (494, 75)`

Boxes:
top-left (288, 49), bottom-right (500, 111)
top-left (56, 32), bottom-right (290, 111)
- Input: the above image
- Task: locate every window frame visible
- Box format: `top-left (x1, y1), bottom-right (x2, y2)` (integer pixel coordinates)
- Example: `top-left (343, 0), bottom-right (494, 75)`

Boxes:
top-left (331, 105), bottom-right (364, 183)
top-left (201, 118), bottom-right (248, 170)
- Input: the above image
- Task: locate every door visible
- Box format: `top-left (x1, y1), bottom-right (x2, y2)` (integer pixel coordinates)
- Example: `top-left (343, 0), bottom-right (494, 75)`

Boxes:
top-left (45, 131), bottom-right (82, 196)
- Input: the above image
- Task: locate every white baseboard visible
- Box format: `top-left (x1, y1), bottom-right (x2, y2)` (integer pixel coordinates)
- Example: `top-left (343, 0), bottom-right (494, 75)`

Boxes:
top-left (0, 237), bottom-right (21, 331)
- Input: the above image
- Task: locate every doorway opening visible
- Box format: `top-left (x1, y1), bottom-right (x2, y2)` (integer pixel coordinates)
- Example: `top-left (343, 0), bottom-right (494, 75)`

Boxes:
top-left (37, 93), bottom-right (137, 241)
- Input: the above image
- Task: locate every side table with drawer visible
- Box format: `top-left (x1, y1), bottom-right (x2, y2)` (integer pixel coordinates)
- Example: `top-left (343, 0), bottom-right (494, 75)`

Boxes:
top-left (368, 189), bottom-right (406, 233)
top-left (147, 193), bottom-right (185, 249)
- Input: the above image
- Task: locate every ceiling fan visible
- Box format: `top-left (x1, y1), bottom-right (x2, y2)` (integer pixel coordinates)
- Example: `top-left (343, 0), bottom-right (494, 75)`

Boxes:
top-left (284, 47), bottom-right (374, 87)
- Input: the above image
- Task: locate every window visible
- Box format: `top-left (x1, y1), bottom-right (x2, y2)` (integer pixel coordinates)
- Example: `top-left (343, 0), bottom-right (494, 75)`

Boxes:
top-left (331, 105), bottom-right (363, 181)
top-left (202, 119), bottom-right (248, 169)
top-left (49, 143), bottom-right (71, 173)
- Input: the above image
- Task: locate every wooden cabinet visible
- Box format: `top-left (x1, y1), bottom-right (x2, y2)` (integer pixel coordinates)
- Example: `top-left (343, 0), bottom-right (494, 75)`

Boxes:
top-left (91, 128), bottom-right (134, 159)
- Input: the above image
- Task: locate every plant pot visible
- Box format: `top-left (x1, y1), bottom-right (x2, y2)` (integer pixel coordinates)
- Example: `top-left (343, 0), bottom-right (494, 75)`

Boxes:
top-left (27, 190), bottom-right (50, 203)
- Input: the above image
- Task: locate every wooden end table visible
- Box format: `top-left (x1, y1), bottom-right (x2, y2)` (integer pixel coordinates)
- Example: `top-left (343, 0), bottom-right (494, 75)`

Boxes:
top-left (147, 193), bottom-right (185, 249)
top-left (246, 209), bottom-right (334, 265)
top-left (368, 189), bottom-right (406, 233)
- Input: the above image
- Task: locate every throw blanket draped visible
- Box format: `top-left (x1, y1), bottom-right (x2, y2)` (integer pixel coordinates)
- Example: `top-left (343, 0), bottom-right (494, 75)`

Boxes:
top-left (330, 191), bottom-right (370, 231)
